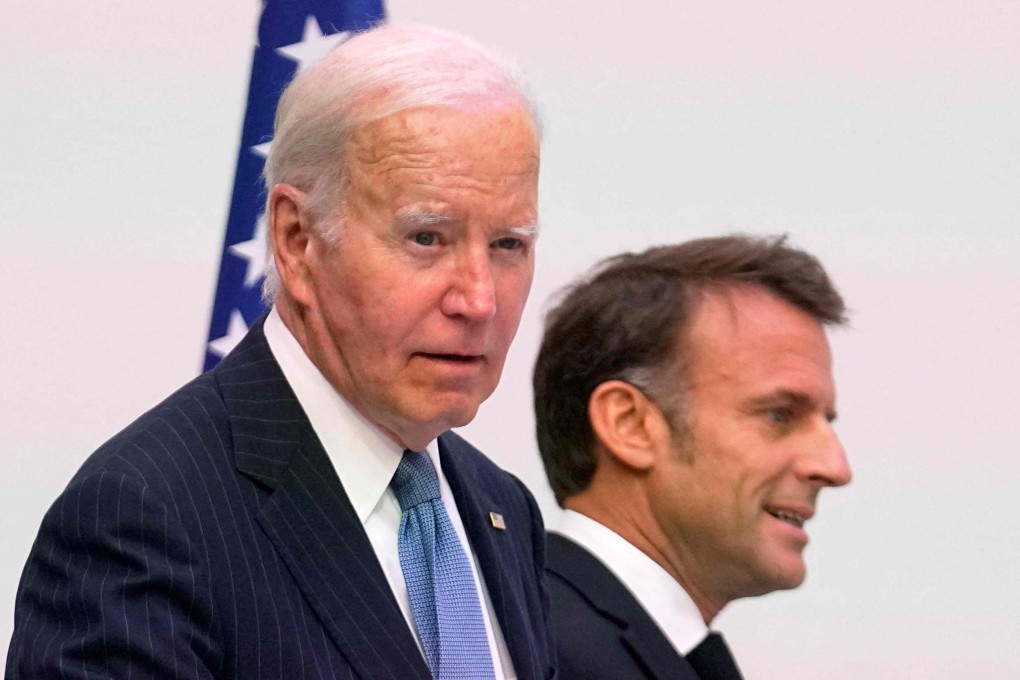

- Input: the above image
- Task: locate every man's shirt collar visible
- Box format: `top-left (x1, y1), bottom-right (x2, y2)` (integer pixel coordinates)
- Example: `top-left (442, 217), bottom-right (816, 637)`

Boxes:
top-left (263, 307), bottom-right (413, 523)
top-left (555, 509), bottom-right (710, 656)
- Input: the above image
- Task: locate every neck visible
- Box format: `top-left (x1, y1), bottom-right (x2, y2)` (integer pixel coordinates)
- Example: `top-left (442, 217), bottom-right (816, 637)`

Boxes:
top-left (564, 495), bottom-right (727, 624)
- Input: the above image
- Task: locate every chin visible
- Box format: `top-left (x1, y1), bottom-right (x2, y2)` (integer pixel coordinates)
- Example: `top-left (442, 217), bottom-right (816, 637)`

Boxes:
top-left (770, 560), bottom-right (808, 592)
top-left (441, 403), bottom-right (483, 430)
top-left (409, 399), bottom-right (483, 435)
top-left (395, 380), bottom-right (496, 442)
top-left (434, 387), bottom-right (491, 423)
top-left (745, 549), bottom-right (807, 596)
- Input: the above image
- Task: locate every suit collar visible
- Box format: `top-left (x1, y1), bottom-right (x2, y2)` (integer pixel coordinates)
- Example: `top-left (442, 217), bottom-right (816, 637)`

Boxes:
top-left (556, 510), bottom-right (707, 654)
top-left (216, 320), bottom-right (431, 679)
top-left (262, 307), bottom-right (404, 524)
top-left (547, 532), bottom-right (701, 680)
top-left (214, 317), bottom-right (307, 488)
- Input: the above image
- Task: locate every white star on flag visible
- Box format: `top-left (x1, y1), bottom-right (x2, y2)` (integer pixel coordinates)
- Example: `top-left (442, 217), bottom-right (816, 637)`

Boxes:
top-left (250, 141), bottom-right (272, 159)
top-left (276, 16), bottom-right (351, 73)
top-left (208, 310), bottom-right (249, 358)
top-left (228, 212), bottom-right (270, 288)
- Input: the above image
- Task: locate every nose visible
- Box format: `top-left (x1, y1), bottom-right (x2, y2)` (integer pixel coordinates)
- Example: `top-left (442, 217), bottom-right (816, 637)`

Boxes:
top-left (800, 422), bottom-right (853, 488)
top-left (441, 248), bottom-right (496, 321)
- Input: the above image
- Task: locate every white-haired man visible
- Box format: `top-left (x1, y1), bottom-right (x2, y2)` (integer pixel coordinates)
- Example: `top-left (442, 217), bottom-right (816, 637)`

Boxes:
top-left (8, 24), bottom-right (555, 680)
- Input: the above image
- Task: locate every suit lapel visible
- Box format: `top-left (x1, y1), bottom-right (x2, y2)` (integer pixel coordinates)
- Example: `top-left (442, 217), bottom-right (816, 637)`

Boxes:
top-left (546, 533), bottom-right (702, 680)
top-left (216, 321), bottom-right (430, 680)
top-left (439, 435), bottom-right (542, 680)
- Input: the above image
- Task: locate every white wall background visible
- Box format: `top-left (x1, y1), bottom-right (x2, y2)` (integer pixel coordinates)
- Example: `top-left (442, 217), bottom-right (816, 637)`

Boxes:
top-left (3, 1), bottom-right (1018, 676)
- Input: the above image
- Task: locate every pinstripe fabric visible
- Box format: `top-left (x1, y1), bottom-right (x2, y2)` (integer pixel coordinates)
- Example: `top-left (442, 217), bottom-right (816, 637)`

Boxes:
top-left (7, 318), bottom-right (558, 680)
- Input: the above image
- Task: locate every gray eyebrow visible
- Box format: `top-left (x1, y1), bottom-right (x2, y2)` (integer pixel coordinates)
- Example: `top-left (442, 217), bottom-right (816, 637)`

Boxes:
top-left (396, 208), bottom-right (540, 239)
top-left (395, 208), bottom-right (452, 226)
top-left (507, 222), bottom-right (540, 240)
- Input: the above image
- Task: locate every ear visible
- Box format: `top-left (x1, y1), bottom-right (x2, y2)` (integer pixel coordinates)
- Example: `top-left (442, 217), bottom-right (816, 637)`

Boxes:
top-left (268, 183), bottom-right (315, 306)
top-left (588, 380), bottom-right (672, 472)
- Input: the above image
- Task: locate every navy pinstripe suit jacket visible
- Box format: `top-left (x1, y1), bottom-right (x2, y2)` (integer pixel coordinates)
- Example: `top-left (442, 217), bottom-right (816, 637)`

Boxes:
top-left (7, 320), bottom-right (557, 679)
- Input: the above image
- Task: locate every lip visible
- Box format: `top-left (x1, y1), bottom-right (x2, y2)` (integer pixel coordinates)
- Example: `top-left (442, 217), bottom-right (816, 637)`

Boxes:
top-left (763, 504), bottom-right (814, 531)
top-left (411, 353), bottom-right (487, 375)
top-left (413, 352), bottom-right (485, 363)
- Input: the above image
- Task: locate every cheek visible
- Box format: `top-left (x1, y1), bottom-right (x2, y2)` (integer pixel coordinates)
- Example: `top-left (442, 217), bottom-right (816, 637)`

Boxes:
top-left (689, 453), bottom-right (761, 525)
top-left (495, 270), bottom-right (533, 322)
top-left (703, 427), bottom-right (780, 496)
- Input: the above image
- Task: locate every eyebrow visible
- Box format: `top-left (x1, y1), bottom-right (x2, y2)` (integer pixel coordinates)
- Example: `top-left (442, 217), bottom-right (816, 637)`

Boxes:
top-left (396, 208), bottom-right (451, 226)
top-left (507, 222), bottom-right (540, 240)
top-left (395, 208), bottom-right (540, 239)
top-left (748, 389), bottom-right (838, 421)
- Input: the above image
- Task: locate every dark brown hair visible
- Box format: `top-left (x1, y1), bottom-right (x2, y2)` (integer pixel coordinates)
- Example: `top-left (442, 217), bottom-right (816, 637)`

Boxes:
top-left (533, 234), bottom-right (846, 506)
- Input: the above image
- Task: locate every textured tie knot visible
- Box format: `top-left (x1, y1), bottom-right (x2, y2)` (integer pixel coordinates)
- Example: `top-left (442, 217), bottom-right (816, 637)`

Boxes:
top-left (391, 450), bottom-right (442, 511)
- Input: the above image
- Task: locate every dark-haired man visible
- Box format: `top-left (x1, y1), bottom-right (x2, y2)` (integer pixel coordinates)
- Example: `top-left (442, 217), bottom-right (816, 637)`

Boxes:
top-left (534, 235), bottom-right (853, 679)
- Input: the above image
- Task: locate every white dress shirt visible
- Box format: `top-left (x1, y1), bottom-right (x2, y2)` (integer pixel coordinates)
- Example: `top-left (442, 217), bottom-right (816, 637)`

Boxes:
top-left (264, 308), bottom-right (515, 679)
top-left (554, 509), bottom-right (710, 656)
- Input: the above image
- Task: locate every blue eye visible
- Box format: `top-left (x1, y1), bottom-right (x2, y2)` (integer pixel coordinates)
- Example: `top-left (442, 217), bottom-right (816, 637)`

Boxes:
top-left (493, 237), bottom-right (522, 250)
top-left (412, 232), bottom-right (437, 246)
top-left (767, 408), bottom-right (791, 423)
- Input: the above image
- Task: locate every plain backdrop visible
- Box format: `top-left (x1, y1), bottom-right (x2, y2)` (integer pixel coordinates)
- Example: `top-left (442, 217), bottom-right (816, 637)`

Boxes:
top-left (2, 1), bottom-right (1019, 676)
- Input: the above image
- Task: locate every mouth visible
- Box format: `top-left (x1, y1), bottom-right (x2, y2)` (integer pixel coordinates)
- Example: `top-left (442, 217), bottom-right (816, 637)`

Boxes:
top-left (765, 507), bottom-right (810, 529)
top-left (415, 352), bottom-right (484, 364)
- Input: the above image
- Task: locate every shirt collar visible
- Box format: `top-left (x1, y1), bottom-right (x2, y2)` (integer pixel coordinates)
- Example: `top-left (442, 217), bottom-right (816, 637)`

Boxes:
top-left (556, 509), bottom-right (709, 655)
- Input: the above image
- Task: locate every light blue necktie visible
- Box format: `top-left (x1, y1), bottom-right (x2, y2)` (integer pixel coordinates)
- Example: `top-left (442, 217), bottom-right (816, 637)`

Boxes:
top-left (391, 450), bottom-right (496, 680)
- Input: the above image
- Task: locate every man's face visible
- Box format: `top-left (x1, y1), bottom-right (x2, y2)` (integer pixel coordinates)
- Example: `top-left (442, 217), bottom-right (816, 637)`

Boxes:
top-left (296, 104), bottom-right (539, 450)
top-left (649, 286), bottom-right (851, 607)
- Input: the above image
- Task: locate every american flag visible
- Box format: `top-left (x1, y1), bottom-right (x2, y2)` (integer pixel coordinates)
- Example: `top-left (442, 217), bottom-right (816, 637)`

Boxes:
top-left (203, 0), bottom-right (386, 371)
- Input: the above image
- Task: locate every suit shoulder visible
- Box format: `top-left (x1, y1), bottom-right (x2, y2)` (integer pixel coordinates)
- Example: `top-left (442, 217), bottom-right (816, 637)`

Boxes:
top-left (545, 534), bottom-right (620, 613)
top-left (80, 316), bottom-right (281, 482)
top-left (546, 561), bottom-right (639, 679)
top-left (73, 369), bottom-right (231, 493)
top-left (545, 532), bottom-right (606, 579)
top-left (544, 533), bottom-right (644, 632)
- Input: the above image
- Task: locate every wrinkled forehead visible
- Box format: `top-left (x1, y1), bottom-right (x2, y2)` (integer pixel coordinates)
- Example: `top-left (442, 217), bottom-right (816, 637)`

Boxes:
top-left (348, 90), bottom-right (540, 147)
top-left (344, 103), bottom-right (541, 179)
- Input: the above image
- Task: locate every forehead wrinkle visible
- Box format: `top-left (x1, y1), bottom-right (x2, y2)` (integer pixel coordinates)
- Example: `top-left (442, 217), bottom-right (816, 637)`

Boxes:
top-left (353, 154), bottom-right (536, 201)
top-left (349, 118), bottom-right (539, 185)
top-left (350, 144), bottom-right (438, 180)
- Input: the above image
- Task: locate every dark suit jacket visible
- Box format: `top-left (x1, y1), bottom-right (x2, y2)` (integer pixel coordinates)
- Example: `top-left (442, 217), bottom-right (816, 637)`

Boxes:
top-left (7, 320), bottom-right (556, 679)
top-left (546, 532), bottom-right (705, 680)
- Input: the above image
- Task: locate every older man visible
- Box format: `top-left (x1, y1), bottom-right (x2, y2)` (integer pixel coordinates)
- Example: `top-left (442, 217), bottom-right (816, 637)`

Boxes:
top-left (534, 235), bottom-right (852, 680)
top-left (8, 24), bottom-right (554, 680)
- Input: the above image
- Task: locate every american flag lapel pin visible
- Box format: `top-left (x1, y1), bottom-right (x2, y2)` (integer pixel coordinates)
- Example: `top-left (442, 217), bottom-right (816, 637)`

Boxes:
top-left (489, 512), bottom-right (506, 530)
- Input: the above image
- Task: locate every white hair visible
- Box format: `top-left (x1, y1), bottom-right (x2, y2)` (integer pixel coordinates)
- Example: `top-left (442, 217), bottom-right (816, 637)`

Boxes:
top-left (261, 22), bottom-right (541, 302)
